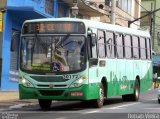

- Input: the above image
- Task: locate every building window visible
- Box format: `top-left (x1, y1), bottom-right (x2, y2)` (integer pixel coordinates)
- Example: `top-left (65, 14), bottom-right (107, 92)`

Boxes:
top-left (105, 0), bottom-right (111, 6)
top-left (58, 5), bottom-right (64, 17)
top-left (117, 0), bottom-right (131, 14)
top-left (10, 29), bottom-right (20, 82)
top-left (45, 0), bottom-right (53, 15)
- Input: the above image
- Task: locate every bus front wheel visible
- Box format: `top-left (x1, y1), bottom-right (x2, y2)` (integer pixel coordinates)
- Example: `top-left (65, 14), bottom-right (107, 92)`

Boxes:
top-left (92, 84), bottom-right (104, 108)
top-left (38, 99), bottom-right (52, 110)
top-left (131, 79), bottom-right (140, 101)
top-left (122, 80), bottom-right (140, 101)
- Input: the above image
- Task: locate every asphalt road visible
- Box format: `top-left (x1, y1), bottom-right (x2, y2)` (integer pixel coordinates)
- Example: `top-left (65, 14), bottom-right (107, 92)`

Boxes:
top-left (0, 88), bottom-right (160, 119)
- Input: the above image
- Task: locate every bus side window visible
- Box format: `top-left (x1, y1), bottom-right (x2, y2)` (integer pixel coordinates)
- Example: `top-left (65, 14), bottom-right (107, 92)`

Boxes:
top-left (87, 35), bottom-right (98, 59)
top-left (124, 34), bottom-right (132, 59)
top-left (115, 33), bottom-right (124, 59)
top-left (87, 36), bottom-right (92, 58)
top-left (146, 38), bottom-right (151, 59)
top-left (106, 31), bottom-right (115, 58)
top-left (140, 37), bottom-right (147, 60)
top-left (98, 30), bottom-right (106, 58)
top-left (132, 36), bottom-right (139, 59)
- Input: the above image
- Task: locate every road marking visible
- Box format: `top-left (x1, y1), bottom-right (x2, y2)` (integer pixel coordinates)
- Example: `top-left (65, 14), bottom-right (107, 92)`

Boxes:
top-left (106, 102), bottom-right (140, 109)
top-left (144, 108), bottom-right (160, 110)
top-left (151, 98), bottom-right (157, 100)
top-left (55, 117), bottom-right (67, 119)
top-left (144, 98), bottom-right (157, 101)
top-left (83, 110), bottom-right (100, 114)
top-left (0, 109), bottom-right (6, 111)
top-left (9, 103), bottom-right (37, 109)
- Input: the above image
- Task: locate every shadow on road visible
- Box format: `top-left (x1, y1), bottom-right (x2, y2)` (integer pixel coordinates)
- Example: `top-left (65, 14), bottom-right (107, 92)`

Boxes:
top-left (41, 97), bottom-right (124, 111)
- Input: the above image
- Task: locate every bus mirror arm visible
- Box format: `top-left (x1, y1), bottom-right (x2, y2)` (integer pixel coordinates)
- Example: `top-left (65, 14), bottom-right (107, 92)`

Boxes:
top-left (89, 58), bottom-right (98, 67)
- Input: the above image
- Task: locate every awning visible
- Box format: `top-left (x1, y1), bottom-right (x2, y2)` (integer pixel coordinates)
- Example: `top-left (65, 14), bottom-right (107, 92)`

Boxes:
top-left (63, 0), bottom-right (107, 17)
top-left (7, 7), bottom-right (52, 21)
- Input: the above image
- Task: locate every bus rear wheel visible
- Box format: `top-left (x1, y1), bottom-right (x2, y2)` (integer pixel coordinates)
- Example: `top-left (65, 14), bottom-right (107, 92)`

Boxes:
top-left (92, 84), bottom-right (104, 108)
top-left (38, 99), bottom-right (52, 110)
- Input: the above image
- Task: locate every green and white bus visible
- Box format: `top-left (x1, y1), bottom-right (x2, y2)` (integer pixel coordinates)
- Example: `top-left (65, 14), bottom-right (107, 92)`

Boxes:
top-left (19, 18), bottom-right (152, 109)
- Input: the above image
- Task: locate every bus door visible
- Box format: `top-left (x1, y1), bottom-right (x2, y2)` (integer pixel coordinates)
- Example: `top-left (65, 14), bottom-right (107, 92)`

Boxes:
top-left (97, 30), bottom-right (106, 81)
top-left (88, 31), bottom-right (98, 85)
top-left (115, 33), bottom-right (126, 95)
top-left (146, 38), bottom-right (152, 89)
top-left (132, 36), bottom-right (141, 87)
top-left (105, 31), bottom-right (117, 97)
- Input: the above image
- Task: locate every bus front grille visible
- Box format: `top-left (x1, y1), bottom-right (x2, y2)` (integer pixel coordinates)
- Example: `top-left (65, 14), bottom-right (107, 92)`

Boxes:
top-left (39, 90), bottom-right (64, 96)
top-left (37, 84), bottom-right (67, 88)
top-left (30, 76), bottom-right (69, 82)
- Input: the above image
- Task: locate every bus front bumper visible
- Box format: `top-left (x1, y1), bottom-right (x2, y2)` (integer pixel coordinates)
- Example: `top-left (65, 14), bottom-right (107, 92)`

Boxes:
top-left (19, 84), bottom-right (99, 100)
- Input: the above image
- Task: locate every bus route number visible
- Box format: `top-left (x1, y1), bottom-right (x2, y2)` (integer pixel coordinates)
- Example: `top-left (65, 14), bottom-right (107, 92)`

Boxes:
top-left (63, 75), bottom-right (80, 80)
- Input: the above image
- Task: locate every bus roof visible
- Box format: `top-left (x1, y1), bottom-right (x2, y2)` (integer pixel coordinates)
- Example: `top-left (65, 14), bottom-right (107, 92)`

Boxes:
top-left (23, 17), bottom-right (150, 38)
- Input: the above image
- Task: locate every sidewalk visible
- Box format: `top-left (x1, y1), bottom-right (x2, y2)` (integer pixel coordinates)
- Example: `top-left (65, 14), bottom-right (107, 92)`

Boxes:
top-left (0, 91), bottom-right (19, 102)
top-left (0, 91), bottom-right (38, 110)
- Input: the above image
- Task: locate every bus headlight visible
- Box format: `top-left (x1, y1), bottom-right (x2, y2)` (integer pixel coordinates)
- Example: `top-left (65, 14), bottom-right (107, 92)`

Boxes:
top-left (73, 76), bottom-right (87, 87)
top-left (21, 78), bottom-right (34, 87)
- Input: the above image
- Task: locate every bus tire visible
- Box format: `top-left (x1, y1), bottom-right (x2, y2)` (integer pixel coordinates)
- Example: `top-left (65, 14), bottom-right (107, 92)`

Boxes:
top-left (122, 79), bottom-right (140, 101)
top-left (38, 99), bottom-right (52, 110)
top-left (158, 99), bottom-right (160, 104)
top-left (92, 83), bottom-right (104, 108)
top-left (131, 79), bottom-right (140, 101)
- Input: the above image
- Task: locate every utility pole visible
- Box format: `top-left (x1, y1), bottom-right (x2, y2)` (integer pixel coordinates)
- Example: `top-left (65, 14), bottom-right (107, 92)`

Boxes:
top-left (128, 7), bottom-right (160, 27)
top-left (150, 3), bottom-right (153, 36)
top-left (111, 0), bottom-right (116, 24)
top-left (72, 0), bottom-right (78, 18)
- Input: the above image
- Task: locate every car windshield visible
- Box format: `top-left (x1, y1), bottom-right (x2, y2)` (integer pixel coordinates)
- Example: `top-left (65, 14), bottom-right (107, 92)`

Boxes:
top-left (20, 35), bottom-right (86, 73)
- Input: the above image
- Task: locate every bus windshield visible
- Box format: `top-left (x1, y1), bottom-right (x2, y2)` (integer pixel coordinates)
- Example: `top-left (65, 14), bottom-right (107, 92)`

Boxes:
top-left (20, 35), bottom-right (86, 73)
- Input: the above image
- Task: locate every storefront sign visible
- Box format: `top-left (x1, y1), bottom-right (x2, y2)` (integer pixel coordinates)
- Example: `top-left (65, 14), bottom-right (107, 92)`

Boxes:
top-left (0, 12), bottom-right (3, 32)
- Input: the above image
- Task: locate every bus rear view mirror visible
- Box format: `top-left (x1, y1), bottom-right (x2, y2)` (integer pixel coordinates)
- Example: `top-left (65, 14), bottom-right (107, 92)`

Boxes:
top-left (89, 58), bottom-right (98, 67)
top-left (91, 34), bottom-right (96, 46)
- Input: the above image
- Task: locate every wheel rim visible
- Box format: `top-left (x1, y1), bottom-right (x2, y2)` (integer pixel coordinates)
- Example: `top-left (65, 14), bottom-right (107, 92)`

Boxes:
top-left (135, 84), bottom-right (139, 99)
top-left (99, 87), bottom-right (104, 105)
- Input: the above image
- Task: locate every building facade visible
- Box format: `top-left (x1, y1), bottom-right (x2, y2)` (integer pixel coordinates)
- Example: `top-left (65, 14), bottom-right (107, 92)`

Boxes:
top-left (141, 0), bottom-right (160, 54)
top-left (0, 0), bottom-right (142, 90)
top-left (90, 0), bottom-right (141, 28)
top-left (0, 0), bottom-right (106, 90)
top-left (0, 0), bottom-right (70, 90)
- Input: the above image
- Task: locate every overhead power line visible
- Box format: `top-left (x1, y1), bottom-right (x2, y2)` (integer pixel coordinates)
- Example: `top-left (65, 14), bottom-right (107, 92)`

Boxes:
top-left (135, 0), bottom-right (160, 19)
top-left (128, 7), bottom-right (160, 27)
